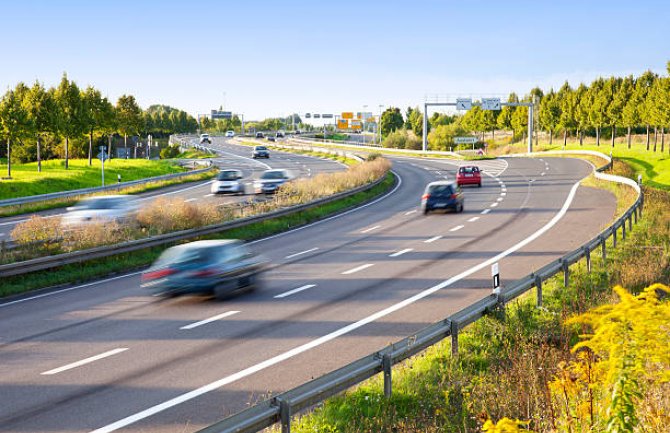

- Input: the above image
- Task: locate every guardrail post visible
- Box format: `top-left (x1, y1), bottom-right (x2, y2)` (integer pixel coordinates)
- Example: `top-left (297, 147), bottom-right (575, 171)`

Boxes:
top-left (601, 235), bottom-right (607, 262)
top-left (612, 225), bottom-right (617, 248)
top-left (277, 398), bottom-right (291, 433)
top-left (534, 275), bottom-right (543, 308)
top-left (450, 320), bottom-right (459, 356)
top-left (584, 247), bottom-right (591, 273)
top-left (628, 213), bottom-right (633, 231)
top-left (634, 206), bottom-right (638, 224)
top-left (622, 217), bottom-right (626, 240)
top-left (562, 259), bottom-right (569, 288)
top-left (382, 353), bottom-right (392, 398)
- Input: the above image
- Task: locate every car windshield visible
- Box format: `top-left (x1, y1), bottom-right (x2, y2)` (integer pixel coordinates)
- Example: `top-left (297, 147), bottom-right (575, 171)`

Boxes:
top-left (217, 171), bottom-right (239, 181)
top-left (261, 171), bottom-right (285, 180)
top-left (459, 167), bottom-right (478, 174)
top-left (427, 185), bottom-right (453, 195)
top-left (76, 197), bottom-right (128, 210)
top-left (255, 146), bottom-right (267, 151)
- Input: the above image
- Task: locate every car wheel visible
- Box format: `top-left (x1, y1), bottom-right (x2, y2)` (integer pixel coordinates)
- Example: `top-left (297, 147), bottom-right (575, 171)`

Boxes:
top-left (423, 208), bottom-right (429, 215)
top-left (458, 203), bottom-right (464, 213)
top-left (213, 280), bottom-right (235, 300)
top-left (478, 183), bottom-right (482, 188)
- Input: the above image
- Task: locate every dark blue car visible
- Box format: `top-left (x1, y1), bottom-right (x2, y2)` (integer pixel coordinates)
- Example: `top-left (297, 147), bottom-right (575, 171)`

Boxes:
top-left (141, 240), bottom-right (265, 300)
top-left (421, 180), bottom-right (464, 214)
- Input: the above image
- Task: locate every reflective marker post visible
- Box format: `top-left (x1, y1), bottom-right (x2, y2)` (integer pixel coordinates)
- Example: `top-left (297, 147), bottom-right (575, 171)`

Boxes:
top-left (492, 262), bottom-right (500, 296)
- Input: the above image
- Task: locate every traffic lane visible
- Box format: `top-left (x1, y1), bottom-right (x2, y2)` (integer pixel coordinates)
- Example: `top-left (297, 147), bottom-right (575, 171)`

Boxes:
top-left (0, 158), bottom-right (427, 345)
top-left (0, 156), bottom-right (608, 428)
top-left (0, 160), bottom-right (544, 426)
top-left (77, 170), bottom-right (616, 433)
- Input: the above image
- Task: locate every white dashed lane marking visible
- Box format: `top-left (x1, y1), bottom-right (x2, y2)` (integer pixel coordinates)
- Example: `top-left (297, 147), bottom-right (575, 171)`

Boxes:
top-left (180, 311), bottom-right (240, 330)
top-left (274, 284), bottom-right (317, 299)
top-left (389, 248), bottom-right (413, 257)
top-left (41, 348), bottom-right (128, 376)
top-left (342, 264), bottom-right (375, 275)
top-left (424, 235), bottom-right (442, 243)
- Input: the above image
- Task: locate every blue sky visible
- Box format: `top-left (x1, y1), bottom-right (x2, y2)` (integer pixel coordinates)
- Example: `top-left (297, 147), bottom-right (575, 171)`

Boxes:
top-left (1, 0), bottom-right (668, 120)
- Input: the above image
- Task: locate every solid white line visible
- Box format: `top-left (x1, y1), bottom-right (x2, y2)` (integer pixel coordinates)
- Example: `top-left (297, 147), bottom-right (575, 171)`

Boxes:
top-left (0, 217), bottom-right (31, 227)
top-left (389, 248), bottom-right (413, 257)
top-left (490, 203), bottom-right (499, 207)
top-left (450, 225), bottom-right (464, 232)
top-left (481, 209), bottom-right (491, 215)
top-left (183, 198), bottom-right (197, 203)
top-left (467, 217), bottom-right (480, 222)
top-left (404, 210), bottom-right (417, 215)
top-left (341, 263), bottom-right (374, 275)
top-left (41, 348), bottom-right (128, 376)
top-left (424, 235), bottom-right (442, 243)
top-left (180, 311), bottom-right (240, 330)
top-left (285, 247), bottom-right (319, 259)
top-left (90, 180), bottom-right (582, 433)
top-left (360, 225), bottom-right (381, 233)
top-left (274, 284), bottom-right (317, 299)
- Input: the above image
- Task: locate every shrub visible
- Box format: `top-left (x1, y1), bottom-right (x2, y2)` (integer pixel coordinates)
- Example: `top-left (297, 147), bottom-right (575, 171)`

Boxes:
top-left (160, 145), bottom-right (181, 159)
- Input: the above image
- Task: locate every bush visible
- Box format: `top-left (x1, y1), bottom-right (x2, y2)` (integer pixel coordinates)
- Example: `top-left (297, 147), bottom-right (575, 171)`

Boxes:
top-left (382, 129), bottom-right (421, 150)
top-left (160, 145), bottom-right (181, 159)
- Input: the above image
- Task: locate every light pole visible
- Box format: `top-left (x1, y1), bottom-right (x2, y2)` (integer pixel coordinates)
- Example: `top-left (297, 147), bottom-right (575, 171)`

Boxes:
top-left (378, 104), bottom-right (384, 145)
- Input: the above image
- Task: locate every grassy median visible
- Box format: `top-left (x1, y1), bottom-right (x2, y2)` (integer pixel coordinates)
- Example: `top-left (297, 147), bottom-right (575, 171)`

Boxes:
top-left (0, 172), bottom-right (396, 298)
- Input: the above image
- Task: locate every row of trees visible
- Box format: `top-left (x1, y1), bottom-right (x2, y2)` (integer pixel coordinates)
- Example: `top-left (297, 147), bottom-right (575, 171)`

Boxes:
top-left (0, 74), bottom-right (198, 177)
top-left (377, 61), bottom-right (670, 151)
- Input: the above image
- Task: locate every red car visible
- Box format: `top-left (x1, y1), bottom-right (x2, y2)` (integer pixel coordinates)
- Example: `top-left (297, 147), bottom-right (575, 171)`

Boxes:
top-left (456, 165), bottom-right (482, 187)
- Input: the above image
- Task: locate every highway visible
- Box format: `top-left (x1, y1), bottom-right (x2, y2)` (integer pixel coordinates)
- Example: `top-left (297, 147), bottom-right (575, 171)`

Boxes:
top-left (0, 138), bottom-right (344, 239)
top-left (0, 151), bottom-right (617, 432)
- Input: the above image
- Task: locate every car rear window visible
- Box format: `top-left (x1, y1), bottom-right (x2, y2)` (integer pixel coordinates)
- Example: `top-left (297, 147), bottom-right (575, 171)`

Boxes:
top-left (217, 171), bottom-right (239, 180)
top-left (459, 167), bottom-right (479, 174)
top-left (427, 184), bottom-right (453, 195)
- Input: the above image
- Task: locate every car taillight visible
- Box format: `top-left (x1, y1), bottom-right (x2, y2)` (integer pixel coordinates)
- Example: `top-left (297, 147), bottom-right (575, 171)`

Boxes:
top-left (422, 194), bottom-right (430, 200)
top-left (142, 268), bottom-right (175, 281)
top-left (191, 269), bottom-right (216, 277)
top-left (450, 194), bottom-right (458, 199)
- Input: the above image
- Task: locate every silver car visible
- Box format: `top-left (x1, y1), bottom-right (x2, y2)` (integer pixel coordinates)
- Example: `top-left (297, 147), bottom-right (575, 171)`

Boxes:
top-left (211, 169), bottom-right (244, 194)
top-left (254, 169), bottom-right (293, 194)
top-left (61, 195), bottom-right (139, 226)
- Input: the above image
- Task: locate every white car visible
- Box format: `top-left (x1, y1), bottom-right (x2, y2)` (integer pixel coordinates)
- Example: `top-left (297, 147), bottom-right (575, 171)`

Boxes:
top-left (211, 169), bottom-right (244, 194)
top-left (62, 195), bottom-right (139, 226)
top-left (225, 130), bottom-right (235, 137)
top-left (199, 133), bottom-right (211, 144)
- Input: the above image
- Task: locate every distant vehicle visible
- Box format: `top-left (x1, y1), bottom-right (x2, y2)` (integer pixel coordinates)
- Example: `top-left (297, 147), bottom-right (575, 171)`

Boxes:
top-left (199, 133), bottom-right (211, 144)
top-left (225, 130), bottom-right (235, 137)
top-left (255, 132), bottom-right (264, 138)
top-left (62, 195), bottom-right (139, 225)
top-left (421, 181), bottom-right (464, 214)
top-left (254, 169), bottom-right (293, 194)
top-left (266, 137), bottom-right (276, 142)
top-left (456, 165), bottom-right (482, 187)
top-left (275, 131), bottom-right (285, 138)
top-left (141, 240), bottom-right (265, 300)
top-left (294, 130), bottom-right (301, 135)
top-left (252, 145), bottom-right (270, 159)
top-left (211, 169), bottom-right (244, 194)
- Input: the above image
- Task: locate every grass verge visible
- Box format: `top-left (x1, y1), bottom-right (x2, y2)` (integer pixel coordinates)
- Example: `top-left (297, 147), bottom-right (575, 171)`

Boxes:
top-left (0, 168), bottom-right (217, 218)
top-left (0, 173), bottom-right (396, 298)
top-left (281, 161), bottom-right (669, 433)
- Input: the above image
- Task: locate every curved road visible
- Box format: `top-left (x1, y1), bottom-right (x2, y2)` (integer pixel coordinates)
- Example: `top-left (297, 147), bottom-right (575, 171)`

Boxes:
top-left (0, 153), bottom-right (616, 432)
top-left (0, 137), bottom-right (344, 238)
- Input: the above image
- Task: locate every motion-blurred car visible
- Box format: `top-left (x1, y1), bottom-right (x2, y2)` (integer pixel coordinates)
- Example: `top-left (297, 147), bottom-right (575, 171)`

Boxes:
top-left (254, 169), bottom-right (293, 194)
top-left (275, 131), bottom-right (285, 138)
top-left (255, 132), bottom-right (264, 138)
top-left (421, 181), bottom-right (464, 214)
top-left (225, 130), bottom-right (235, 137)
top-left (141, 240), bottom-right (265, 299)
top-left (199, 133), bottom-right (211, 144)
top-left (456, 165), bottom-right (482, 187)
top-left (266, 136), bottom-right (276, 142)
top-left (62, 195), bottom-right (139, 225)
top-left (252, 145), bottom-right (270, 158)
top-left (211, 169), bottom-right (244, 194)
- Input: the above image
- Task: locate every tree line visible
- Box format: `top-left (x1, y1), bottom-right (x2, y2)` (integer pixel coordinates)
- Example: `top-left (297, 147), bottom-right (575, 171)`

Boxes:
top-left (377, 61), bottom-right (670, 151)
top-left (0, 73), bottom-right (198, 177)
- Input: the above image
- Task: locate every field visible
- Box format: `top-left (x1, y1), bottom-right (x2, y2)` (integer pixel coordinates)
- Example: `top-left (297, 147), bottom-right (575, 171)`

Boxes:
top-left (0, 158), bottom-right (185, 200)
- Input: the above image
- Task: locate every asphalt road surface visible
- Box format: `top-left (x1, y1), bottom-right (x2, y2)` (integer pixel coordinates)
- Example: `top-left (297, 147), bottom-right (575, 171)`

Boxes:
top-left (0, 138), bottom-right (344, 239)
top-left (0, 155), bottom-right (617, 432)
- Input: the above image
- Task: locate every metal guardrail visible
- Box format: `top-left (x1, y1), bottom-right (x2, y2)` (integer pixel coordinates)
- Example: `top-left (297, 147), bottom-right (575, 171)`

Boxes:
top-left (197, 153), bottom-right (643, 433)
top-left (0, 166), bottom-right (213, 208)
top-left (287, 136), bottom-right (465, 158)
top-left (0, 173), bottom-right (389, 278)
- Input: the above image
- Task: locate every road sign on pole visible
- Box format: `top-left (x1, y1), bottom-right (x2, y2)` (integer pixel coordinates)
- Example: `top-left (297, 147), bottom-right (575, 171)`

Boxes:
top-left (454, 136), bottom-right (477, 144)
top-left (456, 98), bottom-right (472, 110)
top-left (481, 98), bottom-right (501, 110)
top-left (98, 146), bottom-right (107, 186)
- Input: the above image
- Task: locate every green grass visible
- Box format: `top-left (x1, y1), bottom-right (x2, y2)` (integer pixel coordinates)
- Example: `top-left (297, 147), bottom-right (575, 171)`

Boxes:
top-left (0, 158), bottom-right (186, 200)
top-left (491, 137), bottom-right (670, 190)
top-left (0, 168), bottom-right (217, 218)
top-left (0, 173), bottom-right (396, 298)
top-left (281, 156), bottom-right (669, 433)
top-left (177, 149), bottom-right (212, 159)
